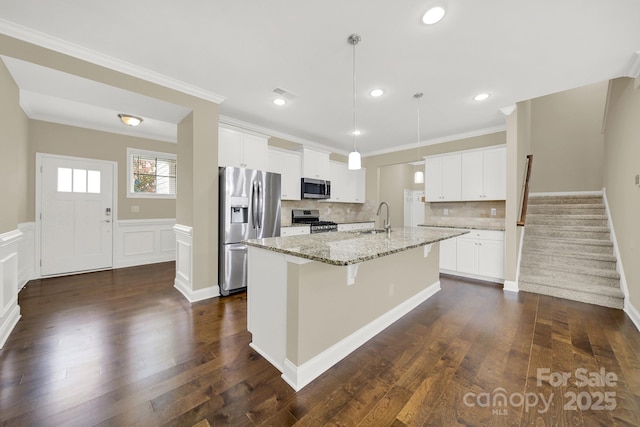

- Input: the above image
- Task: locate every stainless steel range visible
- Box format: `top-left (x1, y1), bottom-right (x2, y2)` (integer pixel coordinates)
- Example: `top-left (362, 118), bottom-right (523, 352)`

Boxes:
top-left (291, 209), bottom-right (338, 233)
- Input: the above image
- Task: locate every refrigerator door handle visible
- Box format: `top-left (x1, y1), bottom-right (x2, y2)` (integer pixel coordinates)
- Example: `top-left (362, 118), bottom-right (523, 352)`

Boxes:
top-left (251, 181), bottom-right (258, 229)
top-left (258, 180), bottom-right (263, 229)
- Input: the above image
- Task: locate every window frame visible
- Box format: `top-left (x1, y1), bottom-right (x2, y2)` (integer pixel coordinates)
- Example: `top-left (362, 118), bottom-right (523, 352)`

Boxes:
top-left (127, 148), bottom-right (177, 199)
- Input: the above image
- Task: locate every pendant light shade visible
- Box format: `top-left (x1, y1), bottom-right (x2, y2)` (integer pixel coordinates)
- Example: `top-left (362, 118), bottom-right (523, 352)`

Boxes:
top-left (413, 92), bottom-right (424, 184)
top-left (348, 150), bottom-right (361, 170)
top-left (348, 33), bottom-right (361, 170)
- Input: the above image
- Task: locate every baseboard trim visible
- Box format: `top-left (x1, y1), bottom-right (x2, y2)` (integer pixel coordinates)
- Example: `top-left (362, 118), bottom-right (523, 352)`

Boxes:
top-left (440, 270), bottom-right (504, 285)
top-left (173, 278), bottom-right (220, 303)
top-left (625, 301), bottom-right (640, 333)
top-left (602, 188), bottom-right (630, 301)
top-left (503, 280), bottom-right (519, 293)
top-left (280, 281), bottom-right (441, 391)
top-left (0, 304), bottom-right (21, 349)
top-left (529, 190), bottom-right (603, 197)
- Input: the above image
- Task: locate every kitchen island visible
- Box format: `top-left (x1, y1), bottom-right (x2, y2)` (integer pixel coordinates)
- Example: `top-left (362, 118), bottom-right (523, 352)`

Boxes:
top-left (244, 227), bottom-right (466, 390)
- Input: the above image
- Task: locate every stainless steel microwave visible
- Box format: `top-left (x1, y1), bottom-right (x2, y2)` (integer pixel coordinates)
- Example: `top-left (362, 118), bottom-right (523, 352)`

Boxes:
top-left (301, 177), bottom-right (331, 199)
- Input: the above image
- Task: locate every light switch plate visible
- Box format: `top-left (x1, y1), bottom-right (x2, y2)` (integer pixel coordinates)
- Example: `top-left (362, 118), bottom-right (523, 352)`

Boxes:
top-left (131, 205), bottom-right (140, 213)
top-left (491, 208), bottom-right (497, 216)
top-left (444, 208), bottom-right (449, 216)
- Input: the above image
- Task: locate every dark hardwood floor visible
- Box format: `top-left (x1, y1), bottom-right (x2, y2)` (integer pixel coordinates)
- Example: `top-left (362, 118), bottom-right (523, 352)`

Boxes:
top-left (1, 263), bottom-right (639, 426)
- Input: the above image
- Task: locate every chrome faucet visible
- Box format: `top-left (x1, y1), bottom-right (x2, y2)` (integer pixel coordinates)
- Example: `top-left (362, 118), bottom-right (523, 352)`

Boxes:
top-left (376, 201), bottom-right (391, 235)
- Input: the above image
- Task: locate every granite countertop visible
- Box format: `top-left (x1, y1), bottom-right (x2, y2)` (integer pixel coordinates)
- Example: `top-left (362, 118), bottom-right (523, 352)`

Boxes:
top-left (418, 223), bottom-right (505, 231)
top-left (244, 227), bottom-right (468, 266)
top-left (281, 223), bottom-right (311, 228)
top-left (338, 220), bottom-right (376, 224)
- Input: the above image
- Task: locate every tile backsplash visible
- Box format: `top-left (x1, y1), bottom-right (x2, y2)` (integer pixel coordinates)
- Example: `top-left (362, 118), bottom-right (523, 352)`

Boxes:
top-left (424, 200), bottom-right (506, 228)
top-left (282, 200), bottom-right (377, 225)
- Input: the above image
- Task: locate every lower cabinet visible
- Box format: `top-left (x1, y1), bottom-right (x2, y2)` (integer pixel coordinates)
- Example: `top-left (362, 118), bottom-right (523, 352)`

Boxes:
top-left (280, 226), bottom-right (310, 237)
top-left (440, 229), bottom-right (504, 281)
top-left (337, 222), bottom-right (374, 232)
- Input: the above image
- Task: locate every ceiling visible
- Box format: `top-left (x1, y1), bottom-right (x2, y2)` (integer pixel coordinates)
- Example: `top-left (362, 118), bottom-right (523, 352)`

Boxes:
top-left (1, 0), bottom-right (640, 154)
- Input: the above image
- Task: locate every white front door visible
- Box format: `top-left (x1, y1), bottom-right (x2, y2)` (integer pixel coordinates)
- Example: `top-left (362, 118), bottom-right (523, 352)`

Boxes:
top-left (40, 155), bottom-right (114, 276)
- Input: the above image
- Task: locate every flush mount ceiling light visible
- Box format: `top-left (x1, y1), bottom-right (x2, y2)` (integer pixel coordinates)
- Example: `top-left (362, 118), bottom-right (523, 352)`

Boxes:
top-left (352, 129), bottom-right (361, 136)
top-left (273, 98), bottom-right (286, 106)
top-left (348, 33), bottom-right (362, 171)
top-left (473, 93), bottom-right (491, 101)
top-left (118, 113), bottom-right (143, 126)
top-left (369, 88), bottom-right (384, 97)
top-left (423, 6), bottom-right (446, 25)
top-left (413, 92), bottom-right (425, 184)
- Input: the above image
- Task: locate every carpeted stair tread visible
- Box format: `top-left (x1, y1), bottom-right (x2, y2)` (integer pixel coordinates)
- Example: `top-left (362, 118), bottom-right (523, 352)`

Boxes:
top-left (519, 281), bottom-right (624, 309)
top-left (519, 275), bottom-right (624, 298)
top-left (522, 251), bottom-right (617, 270)
top-left (526, 225), bottom-right (610, 233)
top-left (526, 214), bottom-right (609, 227)
top-left (524, 236), bottom-right (613, 247)
top-left (528, 196), bottom-right (605, 205)
top-left (520, 260), bottom-right (620, 280)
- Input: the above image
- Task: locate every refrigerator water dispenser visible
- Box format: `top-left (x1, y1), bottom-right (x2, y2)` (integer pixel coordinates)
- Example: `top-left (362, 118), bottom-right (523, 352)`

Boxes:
top-left (231, 206), bottom-right (248, 223)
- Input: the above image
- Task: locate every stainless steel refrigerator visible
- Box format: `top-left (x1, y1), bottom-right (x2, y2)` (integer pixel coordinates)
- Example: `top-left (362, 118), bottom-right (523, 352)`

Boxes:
top-left (219, 167), bottom-right (281, 296)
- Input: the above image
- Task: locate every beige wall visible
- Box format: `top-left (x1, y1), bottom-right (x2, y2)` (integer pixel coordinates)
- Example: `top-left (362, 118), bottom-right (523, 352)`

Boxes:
top-left (29, 120), bottom-right (177, 220)
top-left (603, 77), bottom-right (640, 310)
top-left (529, 81), bottom-right (608, 192)
top-left (176, 113), bottom-right (194, 226)
top-left (287, 244), bottom-right (440, 365)
top-left (0, 58), bottom-right (29, 234)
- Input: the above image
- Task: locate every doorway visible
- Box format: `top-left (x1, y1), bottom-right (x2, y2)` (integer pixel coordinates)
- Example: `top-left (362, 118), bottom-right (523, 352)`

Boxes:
top-left (37, 154), bottom-right (116, 276)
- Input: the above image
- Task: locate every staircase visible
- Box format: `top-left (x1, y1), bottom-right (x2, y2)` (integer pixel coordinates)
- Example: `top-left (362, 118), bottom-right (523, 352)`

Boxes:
top-left (519, 194), bottom-right (624, 309)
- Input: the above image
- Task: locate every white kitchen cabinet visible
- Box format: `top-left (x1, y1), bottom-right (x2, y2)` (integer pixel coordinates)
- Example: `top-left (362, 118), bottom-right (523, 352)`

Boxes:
top-left (455, 230), bottom-right (504, 280)
top-left (301, 148), bottom-right (330, 180)
top-left (337, 222), bottom-right (374, 232)
top-left (346, 168), bottom-right (366, 203)
top-left (219, 127), bottom-right (268, 170)
top-left (461, 146), bottom-right (506, 200)
top-left (268, 148), bottom-right (301, 200)
top-left (439, 237), bottom-right (457, 271)
top-left (327, 161), bottom-right (347, 202)
top-left (424, 154), bottom-right (461, 202)
top-left (280, 226), bottom-right (310, 237)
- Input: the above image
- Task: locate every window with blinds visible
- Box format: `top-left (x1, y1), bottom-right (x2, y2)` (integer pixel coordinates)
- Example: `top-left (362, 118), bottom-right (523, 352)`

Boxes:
top-left (127, 148), bottom-right (177, 198)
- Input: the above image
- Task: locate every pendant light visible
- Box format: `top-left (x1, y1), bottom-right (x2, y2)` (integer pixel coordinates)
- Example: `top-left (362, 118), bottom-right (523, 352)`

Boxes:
top-left (348, 34), bottom-right (362, 170)
top-left (413, 92), bottom-right (425, 184)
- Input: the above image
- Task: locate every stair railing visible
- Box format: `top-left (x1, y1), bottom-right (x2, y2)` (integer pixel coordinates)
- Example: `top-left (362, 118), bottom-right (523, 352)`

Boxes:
top-left (517, 155), bottom-right (533, 227)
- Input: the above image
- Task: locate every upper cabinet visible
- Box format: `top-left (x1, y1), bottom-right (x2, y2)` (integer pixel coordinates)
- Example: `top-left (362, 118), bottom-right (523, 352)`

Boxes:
top-left (324, 161), bottom-right (366, 204)
top-left (327, 161), bottom-right (347, 202)
top-left (300, 148), bottom-right (330, 180)
top-left (425, 145), bottom-right (506, 202)
top-left (346, 167), bottom-right (366, 203)
top-left (424, 153), bottom-right (462, 202)
top-left (267, 148), bottom-right (301, 200)
top-left (461, 146), bottom-right (506, 201)
top-left (219, 127), bottom-right (268, 170)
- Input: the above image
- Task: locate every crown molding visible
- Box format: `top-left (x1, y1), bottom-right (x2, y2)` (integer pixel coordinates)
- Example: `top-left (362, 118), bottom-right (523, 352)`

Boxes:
top-left (625, 50), bottom-right (640, 78)
top-left (0, 19), bottom-right (225, 104)
top-left (362, 125), bottom-right (506, 158)
top-left (499, 105), bottom-right (517, 116)
top-left (218, 115), bottom-right (350, 156)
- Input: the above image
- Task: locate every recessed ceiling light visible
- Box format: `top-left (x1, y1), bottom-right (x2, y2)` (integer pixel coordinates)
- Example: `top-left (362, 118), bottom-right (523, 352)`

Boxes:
top-left (118, 113), bottom-right (143, 126)
top-left (370, 89), bottom-right (384, 97)
top-left (273, 98), bottom-right (286, 106)
top-left (352, 130), bottom-right (361, 136)
top-left (473, 93), bottom-right (491, 101)
top-left (422, 6), bottom-right (446, 25)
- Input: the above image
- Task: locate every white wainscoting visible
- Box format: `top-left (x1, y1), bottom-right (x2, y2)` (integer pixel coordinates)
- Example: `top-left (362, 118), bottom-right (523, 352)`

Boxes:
top-left (0, 229), bottom-right (22, 349)
top-left (114, 219), bottom-right (176, 269)
top-left (17, 222), bottom-right (35, 291)
top-left (173, 224), bottom-right (220, 303)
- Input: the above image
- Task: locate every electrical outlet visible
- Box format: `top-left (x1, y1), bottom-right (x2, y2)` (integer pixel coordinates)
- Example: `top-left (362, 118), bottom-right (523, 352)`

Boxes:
top-left (491, 208), bottom-right (497, 216)
top-left (444, 208), bottom-right (449, 216)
